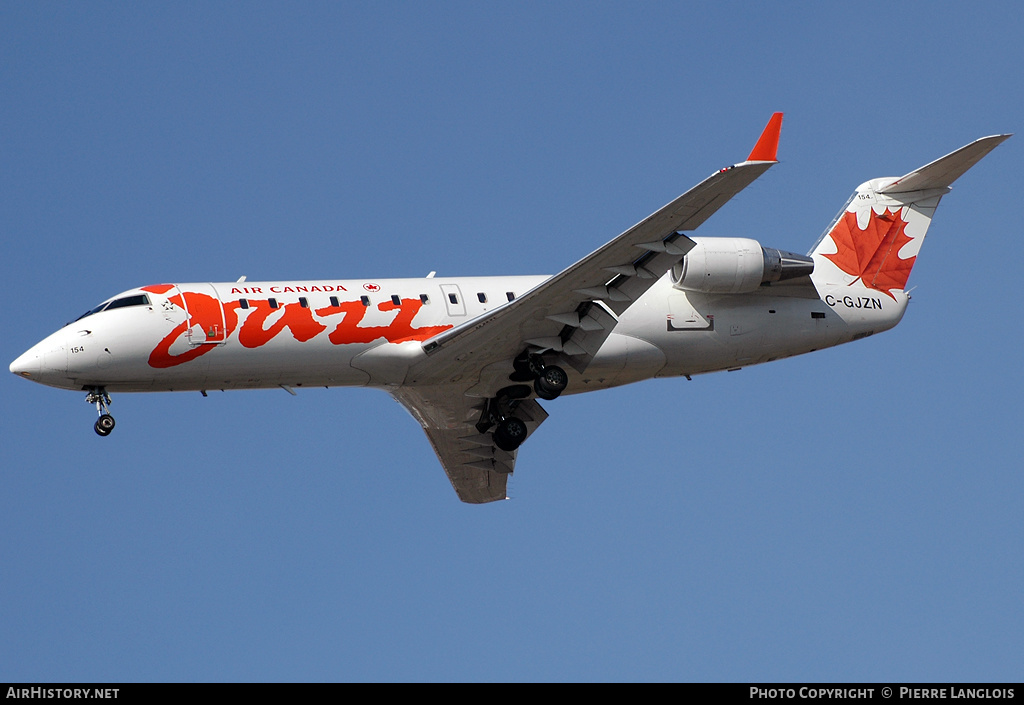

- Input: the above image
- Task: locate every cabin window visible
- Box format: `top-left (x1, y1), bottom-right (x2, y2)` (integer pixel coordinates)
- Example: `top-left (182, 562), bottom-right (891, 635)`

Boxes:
top-left (477, 293), bottom-right (487, 303)
top-left (239, 299), bottom-right (249, 310)
top-left (448, 293), bottom-right (459, 305)
top-left (360, 295), bottom-right (370, 306)
top-left (299, 297), bottom-right (308, 308)
top-left (330, 296), bottom-right (340, 307)
top-left (268, 298), bottom-right (279, 309)
top-left (420, 294), bottom-right (429, 304)
top-left (506, 292), bottom-right (515, 302)
top-left (811, 311), bottom-right (825, 319)
top-left (391, 294), bottom-right (401, 305)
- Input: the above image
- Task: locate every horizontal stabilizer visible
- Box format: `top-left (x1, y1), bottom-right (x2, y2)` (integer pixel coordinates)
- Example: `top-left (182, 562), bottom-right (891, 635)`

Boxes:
top-left (878, 134), bottom-right (1011, 193)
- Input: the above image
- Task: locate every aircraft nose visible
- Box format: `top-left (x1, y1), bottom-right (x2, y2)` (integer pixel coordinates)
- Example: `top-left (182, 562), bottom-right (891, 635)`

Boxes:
top-left (11, 330), bottom-right (69, 386)
top-left (10, 348), bottom-right (42, 379)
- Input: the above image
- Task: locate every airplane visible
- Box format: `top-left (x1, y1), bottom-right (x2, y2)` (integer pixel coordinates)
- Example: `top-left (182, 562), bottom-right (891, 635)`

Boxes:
top-left (10, 114), bottom-right (1010, 503)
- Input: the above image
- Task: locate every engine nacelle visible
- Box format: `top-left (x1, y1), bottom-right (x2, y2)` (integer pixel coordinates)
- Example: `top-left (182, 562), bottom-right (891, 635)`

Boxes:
top-left (671, 237), bottom-right (814, 294)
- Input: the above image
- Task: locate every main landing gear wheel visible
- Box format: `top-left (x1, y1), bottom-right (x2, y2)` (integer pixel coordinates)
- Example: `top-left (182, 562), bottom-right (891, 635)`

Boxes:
top-left (534, 365), bottom-right (568, 400)
top-left (511, 352), bottom-right (569, 401)
top-left (493, 416), bottom-right (528, 452)
top-left (85, 387), bottom-right (115, 437)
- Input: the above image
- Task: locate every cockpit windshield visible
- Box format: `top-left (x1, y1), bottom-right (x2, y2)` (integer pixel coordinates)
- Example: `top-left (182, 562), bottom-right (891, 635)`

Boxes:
top-left (75, 294), bottom-right (151, 322)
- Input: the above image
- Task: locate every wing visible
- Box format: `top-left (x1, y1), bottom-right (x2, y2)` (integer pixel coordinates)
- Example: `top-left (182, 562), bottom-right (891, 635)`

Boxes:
top-left (391, 386), bottom-right (548, 504)
top-left (400, 114), bottom-right (783, 502)
top-left (877, 134), bottom-right (1012, 193)
top-left (411, 113), bottom-right (783, 390)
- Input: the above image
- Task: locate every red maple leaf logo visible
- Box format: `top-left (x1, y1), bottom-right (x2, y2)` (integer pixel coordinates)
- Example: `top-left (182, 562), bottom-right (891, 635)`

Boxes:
top-left (823, 207), bottom-right (916, 299)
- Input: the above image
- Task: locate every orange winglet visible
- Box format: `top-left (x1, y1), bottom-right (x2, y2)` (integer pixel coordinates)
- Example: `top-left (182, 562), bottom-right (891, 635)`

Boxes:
top-left (746, 112), bottom-right (783, 162)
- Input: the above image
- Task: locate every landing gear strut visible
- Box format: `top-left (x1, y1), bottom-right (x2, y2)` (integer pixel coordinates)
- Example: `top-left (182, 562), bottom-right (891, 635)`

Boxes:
top-left (86, 387), bottom-right (115, 437)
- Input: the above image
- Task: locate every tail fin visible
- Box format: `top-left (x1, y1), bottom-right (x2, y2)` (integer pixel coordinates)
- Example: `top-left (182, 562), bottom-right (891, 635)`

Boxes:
top-left (810, 135), bottom-right (1010, 298)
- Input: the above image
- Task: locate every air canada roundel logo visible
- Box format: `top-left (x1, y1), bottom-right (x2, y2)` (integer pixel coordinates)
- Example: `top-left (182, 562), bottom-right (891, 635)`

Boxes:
top-left (363, 283), bottom-right (381, 292)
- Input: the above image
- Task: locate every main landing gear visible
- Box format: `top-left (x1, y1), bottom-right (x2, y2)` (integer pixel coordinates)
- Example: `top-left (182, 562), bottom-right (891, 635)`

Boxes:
top-left (86, 387), bottom-right (115, 437)
top-left (477, 385), bottom-right (532, 452)
top-left (476, 353), bottom-right (570, 453)
top-left (493, 415), bottom-right (529, 453)
top-left (511, 353), bottom-right (568, 401)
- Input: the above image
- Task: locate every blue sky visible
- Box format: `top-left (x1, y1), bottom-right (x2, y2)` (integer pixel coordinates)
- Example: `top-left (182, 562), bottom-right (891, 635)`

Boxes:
top-left (2, 2), bottom-right (1021, 682)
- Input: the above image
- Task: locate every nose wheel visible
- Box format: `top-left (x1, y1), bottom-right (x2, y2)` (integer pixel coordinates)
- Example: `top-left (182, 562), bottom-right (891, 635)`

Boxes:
top-left (85, 387), bottom-right (115, 437)
top-left (95, 414), bottom-right (116, 436)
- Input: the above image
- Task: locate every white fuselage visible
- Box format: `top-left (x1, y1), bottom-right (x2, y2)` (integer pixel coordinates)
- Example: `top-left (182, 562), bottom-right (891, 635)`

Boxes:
top-left (10, 273), bottom-right (907, 396)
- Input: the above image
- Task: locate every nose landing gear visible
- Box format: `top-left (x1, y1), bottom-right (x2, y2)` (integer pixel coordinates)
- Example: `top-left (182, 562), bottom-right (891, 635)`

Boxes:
top-left (85, 387), bottom-right (115, 437)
